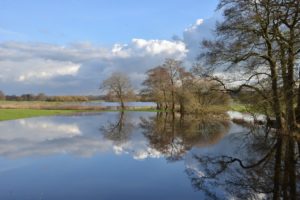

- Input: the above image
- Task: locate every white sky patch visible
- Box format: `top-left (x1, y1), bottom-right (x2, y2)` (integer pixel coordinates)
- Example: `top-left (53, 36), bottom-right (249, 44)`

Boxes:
top-left (0, 119), bottom-right (81, 142)
top-left (0, 59), bottom-right (81, 82)
top-left (17, 64), bottom-right (80, 82)
top-left (128, 72), bottom-right (146, 83)
top-left (185, 18), bottom-right (204, 32)
top-left (132, 38), bottom-right (187, 58)
top-left (111, 43), bottom-right (130, 58)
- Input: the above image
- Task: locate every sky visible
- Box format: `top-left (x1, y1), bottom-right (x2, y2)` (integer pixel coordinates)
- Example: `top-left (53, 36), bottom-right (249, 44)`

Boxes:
top-left (0, 0), bottom-right (220, 95)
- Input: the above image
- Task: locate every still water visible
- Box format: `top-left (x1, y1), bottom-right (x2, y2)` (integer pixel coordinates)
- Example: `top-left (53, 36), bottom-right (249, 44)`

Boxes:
top-left (0, 112), bottom-right (298, 199)
top-left (80, 101), bottom-right (157, 107)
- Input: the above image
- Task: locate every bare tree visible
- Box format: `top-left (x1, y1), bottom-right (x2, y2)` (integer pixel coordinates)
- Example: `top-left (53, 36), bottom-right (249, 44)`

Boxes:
top-left (100, 72), bottom-right (133, 109)
top-left (198, 0), bottom-right (300, 133)
top-left (142, 66), bottom-right (170, 110)
top-left (163, 59), bottom-right (182, 112)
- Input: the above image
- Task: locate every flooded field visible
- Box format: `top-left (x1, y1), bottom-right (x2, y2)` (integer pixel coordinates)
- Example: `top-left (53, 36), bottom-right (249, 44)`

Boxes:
top-left (0, 112), bottom-right (298, 199)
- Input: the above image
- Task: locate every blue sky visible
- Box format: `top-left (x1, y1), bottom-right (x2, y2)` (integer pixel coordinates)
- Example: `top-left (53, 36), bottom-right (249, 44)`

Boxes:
top-left (0, 0), bottom-right (220, 95)
top-left (0, 0), bottom-right (218, 44)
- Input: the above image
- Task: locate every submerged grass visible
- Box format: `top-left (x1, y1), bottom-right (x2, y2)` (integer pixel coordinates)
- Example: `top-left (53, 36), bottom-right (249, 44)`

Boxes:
top-left (229, 103), bottom-right (249, 113)
top-left (0, 109), bottom-right (82, 121)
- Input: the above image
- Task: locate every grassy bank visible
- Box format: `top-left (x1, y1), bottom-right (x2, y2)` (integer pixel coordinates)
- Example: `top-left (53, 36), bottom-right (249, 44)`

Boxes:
top-left (0, 109), bottom-right (83, 121)
top-left (0, 100), bottom-right (229, 121)
top-left (229, 103), bottom-right (249, 113)
top-left (0, 108), bottom-right (161, 121)
top-left (0, 100), bottom-right (159, 121)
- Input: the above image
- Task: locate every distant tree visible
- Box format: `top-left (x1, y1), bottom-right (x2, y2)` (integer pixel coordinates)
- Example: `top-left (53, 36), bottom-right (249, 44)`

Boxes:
top-left (100, 72), bottom-right (133, 109)
top-left (35, 93), bottom-right (47, 101)
top-left (20, 94), bottom-right (35, 101)
top-left (0, 90), bottom-right (5, 100)
top-left (46, 95), bottom-right (88, 102)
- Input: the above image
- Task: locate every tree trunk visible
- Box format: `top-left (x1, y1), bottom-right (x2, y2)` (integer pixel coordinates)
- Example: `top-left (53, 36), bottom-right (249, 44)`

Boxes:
top-left (282, 137), bottom-right (290, 199)
top-left (163, 90), bottom-right (168, 111)
top-left (273, 136), bottom-right (282, 200)
top-left (286, 40), bottom-right (297, 132)
top-left (296, 69), bottom-right (300, 123)
top-left (171, 90), bottom-right (175, 112)
top-left (265, 33), bottom-right (283, 130)
top-left (270, 62), bottom-right (283, 130)
top-left (179, 103), bottom-right (184, 115)
top-left (120, 97), bottom-right (125, 110)
top-left (288, 138), bottom-right (296, 200)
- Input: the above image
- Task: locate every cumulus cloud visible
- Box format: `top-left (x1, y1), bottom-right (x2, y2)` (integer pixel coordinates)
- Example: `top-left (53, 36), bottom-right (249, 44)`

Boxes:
top-left (132, 39), bottom-right (187, 56)
top-left (0, 14), bottom-right (222, 95)
top-left (0, 39), bottom-right (187, 95)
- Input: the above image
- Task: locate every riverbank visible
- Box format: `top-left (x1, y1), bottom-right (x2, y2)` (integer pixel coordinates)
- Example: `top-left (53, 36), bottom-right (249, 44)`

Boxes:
top-left (0, 109), bottom-right (83, 121)
top-left (0, 107), bottom-right (161, 121)
top-left (229, 103), bottom-right (249, 113)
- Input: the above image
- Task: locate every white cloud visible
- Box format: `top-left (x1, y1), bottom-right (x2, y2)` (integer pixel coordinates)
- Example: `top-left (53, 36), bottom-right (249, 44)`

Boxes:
top-left (185, 18), bottom-right (204, 32)
top-left (0, 14), bottom-right (221, 95)
top-left (0, 39), bottom-right (187, 95)
top-left (15, 60), bottom-right (80, 82)
top-left (131, 38), bottom-right (187, 57)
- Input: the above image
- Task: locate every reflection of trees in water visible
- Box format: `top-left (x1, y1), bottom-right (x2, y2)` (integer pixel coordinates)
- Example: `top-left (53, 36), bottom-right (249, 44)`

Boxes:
top-left (186, 127), bottom-right (300, 200)
top-left (99, 112), bottom-right (134, 144)
top-left (139, 112), bottom-right (230, 161)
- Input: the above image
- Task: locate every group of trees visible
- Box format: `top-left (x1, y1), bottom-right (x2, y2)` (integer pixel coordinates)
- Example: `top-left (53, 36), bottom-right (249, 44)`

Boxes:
top-left (198, 0), bottom-right (300, 135)
top-left (100, 60), bottom-right (229, 114)
top-left (141, 59), bottom-right (229, 114)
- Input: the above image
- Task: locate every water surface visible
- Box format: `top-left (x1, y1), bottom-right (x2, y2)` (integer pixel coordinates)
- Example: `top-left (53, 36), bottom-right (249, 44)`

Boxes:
top-left (0, 112), bottom-right (298, 199)
top-left (80, 101), bottom-right (156, 107)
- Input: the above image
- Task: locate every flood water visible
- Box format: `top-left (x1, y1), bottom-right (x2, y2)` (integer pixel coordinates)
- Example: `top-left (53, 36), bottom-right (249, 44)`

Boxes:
top-left (80, 101), bottom-right (157, 107)
top-left (0, 112), bottom-right (298, 199)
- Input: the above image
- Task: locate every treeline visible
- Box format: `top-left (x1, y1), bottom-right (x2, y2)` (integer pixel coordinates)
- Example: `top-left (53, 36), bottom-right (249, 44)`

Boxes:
top-left (0, 92), bottom-right (103, 102)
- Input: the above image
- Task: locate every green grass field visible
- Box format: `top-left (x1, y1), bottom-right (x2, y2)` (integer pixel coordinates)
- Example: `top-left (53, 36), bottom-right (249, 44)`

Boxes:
top-left (0, 109), bottom-right (81, 121)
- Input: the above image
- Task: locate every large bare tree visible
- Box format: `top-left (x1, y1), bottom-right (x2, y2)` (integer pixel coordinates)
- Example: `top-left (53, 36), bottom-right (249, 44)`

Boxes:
top-left (198, 0), bottom-right (300, 134)
top-left (100, 72), bottom-right (133, 109)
